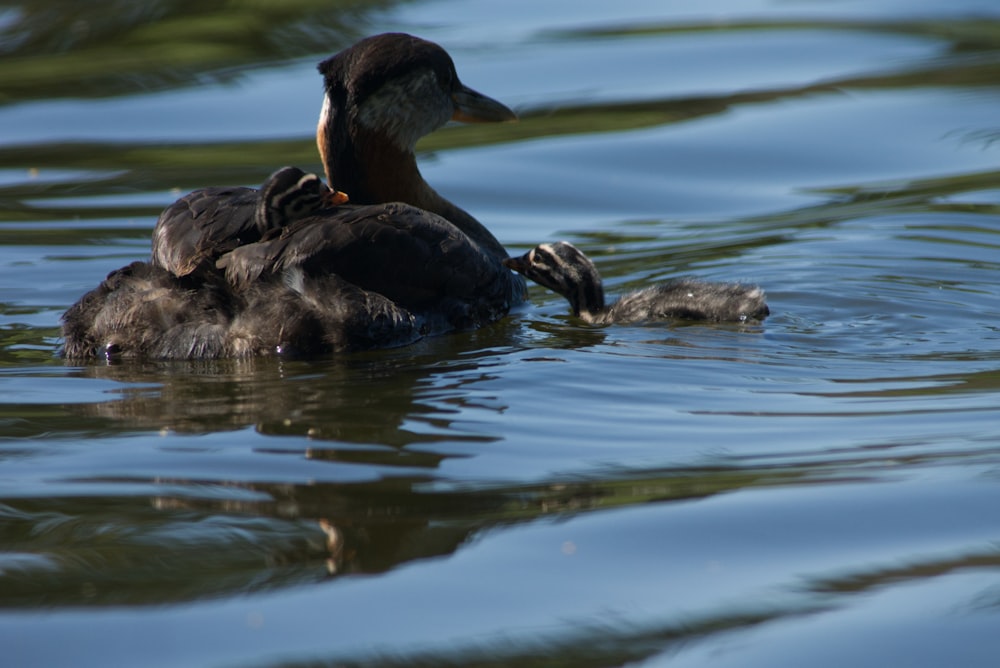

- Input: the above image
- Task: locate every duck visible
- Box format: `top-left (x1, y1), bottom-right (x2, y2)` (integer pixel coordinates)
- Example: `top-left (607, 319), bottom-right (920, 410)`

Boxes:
top-left (151, 32), bottom-right (519, 277)
top-left (503, 242), bottom-right (770, 324)
top-left (62, 33), bottom-right (525, 360)
top-left (62, 167), bottom-right (424, 359)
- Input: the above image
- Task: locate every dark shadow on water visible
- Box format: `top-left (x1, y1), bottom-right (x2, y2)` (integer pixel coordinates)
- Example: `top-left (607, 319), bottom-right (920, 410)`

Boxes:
top-left (807, 547), bottom-right (1000, 596)
top-left (0, 456), bottom-right (833, 608)
top-left (261, 546), bottom-right (1000, 667)
top-left (4, 409), bottom-right (987, 610)
top-left (268, 607), bottom-right (822, 668)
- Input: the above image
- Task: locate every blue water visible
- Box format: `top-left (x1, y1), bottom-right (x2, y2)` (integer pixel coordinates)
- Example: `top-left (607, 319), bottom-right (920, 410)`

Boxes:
top-left (2, 0), bottom-right (1000, 665)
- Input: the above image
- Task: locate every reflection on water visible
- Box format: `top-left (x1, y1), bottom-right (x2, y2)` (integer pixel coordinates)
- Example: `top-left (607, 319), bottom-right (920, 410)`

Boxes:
top-left (0, 0), bottom-right (389, 103)
top-left (2, 0), bottom-right (1000, 665)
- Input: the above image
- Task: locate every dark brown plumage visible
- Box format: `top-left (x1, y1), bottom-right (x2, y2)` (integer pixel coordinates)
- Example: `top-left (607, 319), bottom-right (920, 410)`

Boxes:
top-left (218, 201), bottom-right (512, 334)
top-left (150, 32), bottom-right (519, 280)
top-left (151, 167), bottom-right (346, 277)
top-left (62, 34), bottom-right (525, 360)
top-left (314, 32), bottom-right (518, 259)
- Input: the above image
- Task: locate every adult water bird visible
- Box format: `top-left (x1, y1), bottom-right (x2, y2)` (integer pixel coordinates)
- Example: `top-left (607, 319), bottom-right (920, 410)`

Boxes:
top-left (62, 33), bottom-right (525, 359)
top-left (503, 242), bottom-right (770, 324)
top-left (151, 32), bottom-right (519, 278)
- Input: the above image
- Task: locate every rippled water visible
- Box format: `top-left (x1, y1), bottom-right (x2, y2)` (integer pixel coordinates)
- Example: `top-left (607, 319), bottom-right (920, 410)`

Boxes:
top-left (3, 0), bottom-right (1000, 665)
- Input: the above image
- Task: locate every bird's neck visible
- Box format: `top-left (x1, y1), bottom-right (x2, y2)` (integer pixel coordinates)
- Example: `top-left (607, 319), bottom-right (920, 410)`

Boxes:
top-left (318, 108), bottom-right (510, 260)
top-left (567, 272), bottom-right (607, 323)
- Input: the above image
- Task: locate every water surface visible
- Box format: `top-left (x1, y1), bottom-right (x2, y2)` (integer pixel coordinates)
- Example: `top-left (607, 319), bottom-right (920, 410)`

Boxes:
top-left (2, 0), bottom-right (1000, 665)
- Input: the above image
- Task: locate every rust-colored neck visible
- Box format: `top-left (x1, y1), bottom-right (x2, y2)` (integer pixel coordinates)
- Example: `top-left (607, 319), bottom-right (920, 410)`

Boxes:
top-left (317, 96), bottom-right (510, 260)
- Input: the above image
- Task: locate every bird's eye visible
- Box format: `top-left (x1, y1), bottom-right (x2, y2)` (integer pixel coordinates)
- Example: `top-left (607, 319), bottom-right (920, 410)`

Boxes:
top-left (437, 67), bottom-right (454, 90)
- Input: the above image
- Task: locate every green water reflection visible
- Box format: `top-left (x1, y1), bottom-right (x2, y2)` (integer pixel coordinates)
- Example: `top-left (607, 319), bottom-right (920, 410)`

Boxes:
top-left (0, 0), bottom-right (388, 103)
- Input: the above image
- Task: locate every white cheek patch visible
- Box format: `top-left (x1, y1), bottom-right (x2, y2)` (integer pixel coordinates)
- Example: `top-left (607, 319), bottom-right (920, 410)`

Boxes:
top-left (356, 69), bottom-right (452, 150)
top-left (316, 95), bottom-right (332, 155)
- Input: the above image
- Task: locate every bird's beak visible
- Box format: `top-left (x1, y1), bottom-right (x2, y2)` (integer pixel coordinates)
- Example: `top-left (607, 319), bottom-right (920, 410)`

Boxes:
top-left (452, 84), bottom-right (517, 123)
top-left (502, 254), bottom-right (529, 272)
top-left (323, 188), bottom-right (350, 207)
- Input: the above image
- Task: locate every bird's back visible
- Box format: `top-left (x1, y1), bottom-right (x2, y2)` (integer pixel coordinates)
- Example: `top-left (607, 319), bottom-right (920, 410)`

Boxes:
top-left (605, 279), bottom-right (769, 325)
top-left (218, 201), bottom-right (519, 332)
top-left (150, 186), bottom-right (260, 277)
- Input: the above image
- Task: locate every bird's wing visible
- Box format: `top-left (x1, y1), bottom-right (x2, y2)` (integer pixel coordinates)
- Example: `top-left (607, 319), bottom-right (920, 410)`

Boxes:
top-left (151, 186), bottom-right (260, 277)
top-left (219, 202), bottom-right (507, 309)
